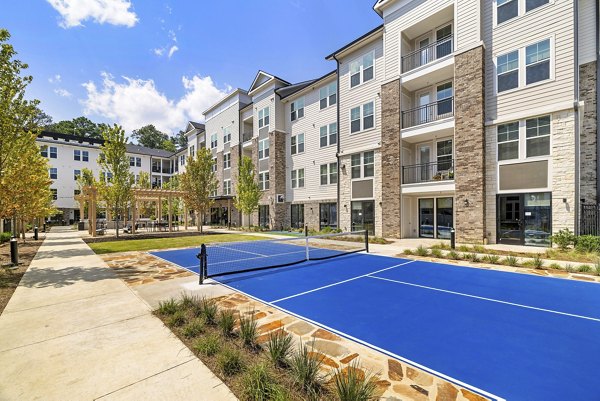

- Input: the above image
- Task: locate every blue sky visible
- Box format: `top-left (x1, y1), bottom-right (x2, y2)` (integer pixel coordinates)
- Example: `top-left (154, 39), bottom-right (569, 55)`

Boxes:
top-left (2, 0), bottom-right (381, 134)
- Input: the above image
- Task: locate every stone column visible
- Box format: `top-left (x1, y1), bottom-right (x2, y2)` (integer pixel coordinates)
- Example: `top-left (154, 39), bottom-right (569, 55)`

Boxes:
top-left (579, 61), bottom-right (598, 204)
top-left (269, 131), bottom-right (287, 230)
top-left (454, 45), bottom-right (486, 244)
top-left (381, 78), bottom-right (402, 238)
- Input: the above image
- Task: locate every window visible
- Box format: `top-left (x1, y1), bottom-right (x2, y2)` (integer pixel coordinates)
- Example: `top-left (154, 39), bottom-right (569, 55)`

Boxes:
top-left (259, 205), bottom-right (269, 227)
top-left (320, 162), bottom-right (338, 185)
top-left (106, 172), bottom-right (113, 182)
top-left (223, 127), bottom-right (231, 144)
top-left (129, 156), bottom-right (135, 166)
top-left (291, 204), bottom-right (304, 229)
top-left (320, 203), bottom-right (337, 230)
top-left (497, 0), bottom-right (518, 24)
top-left (82, 151), bottom-right (89, 162)
top-left (136, 157), bottom-right (141, 167)
top-left (350, 101), bottom-right (374, 133)
top-left (525, 39), bottom-right (550, 85)
top-left (319, 82), bottom-right (337, 109)
top-left (291, 133), bottom-right (305, 155)
top-left (258, 107), bottom-right (270, 129)
top-left (74, 189), bottom-right (81, 196)
top-left (351, 154), bottom-right (361, 179)
top-left (436, 82), bottom-right (453, 115)
top-left (190, 145), bottom-right (195, 156)
top-left (74, 169), bottom-right (81, 181)
top-left (223, 153), bottom-right (231, 169)
top-left (436, 140), bottom-right (453, 171)
top-left (363, 151), bottom-right (374, 177)
top-left (223, 179), bottom-right (232, 195)
top-left (259, 139), bottom-right (269, 159)
top-left (75, 149), bottom-right (81, 161)
top-left (49, 147), bottom-right (57, 159)
top-left (180, 155), bottom-right (186, 165)
top-left (210, 133), bottom-right (218, 149)
top-left (212, 157), bottom-right (217, 173)
top-left (350, 51), bottom-right (374, 88)
top-left (320, 123), bottom-right (337, 148)
top-left (259, 171), bottom-right (270, 191)
top-left (291, 98), bottom-right (305, 121)
top-left (40, 146), bottom-right (48, 158)
top-left (210, 188), bottom-right (217, 197)
top-left (49, 168), bottom-right (57, 179)
top-left (291, 169), bottom-right (305, 189)
top-left (526, 115), bottom-right (550, 157)
top-left (497, 122), bottom-right (520, 161)
top-left (497, 51), bottom-right (519, 92)
top-left (351, 152), bottom-right (374, 179)
top-left (51, 189), bottom-right (57, 200)
top-left (526, 0), bottom-right (549, 12)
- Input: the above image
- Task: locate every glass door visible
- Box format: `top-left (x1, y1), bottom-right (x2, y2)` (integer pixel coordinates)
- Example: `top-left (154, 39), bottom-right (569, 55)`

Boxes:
top-left (419, 199), bottom-right (435, 238)
top-left (351, 201), bottom-right (375, 235)
top-left (258, 205), bottom-right (269, 228)
top-left (436, 198), bottom-right (453, 239)
top-left (497, 195), bottom-right (523, 245)
top-left (523, 193), bottom-right (552, 247)
top-left (418, 37), bottom-right (430, 66)
top-left (418, 144), bottom-right (431, 182)
top-left (418, 91), bottom-right (431, 125)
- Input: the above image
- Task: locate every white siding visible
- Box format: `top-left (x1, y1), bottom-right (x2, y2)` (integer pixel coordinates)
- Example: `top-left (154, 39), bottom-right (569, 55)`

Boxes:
top-left (578, 0), bottom-right (598, 65)
top-left (456, 0), bottom-right (482, 50)
top-left (205, 102), bottom-right (241, 151)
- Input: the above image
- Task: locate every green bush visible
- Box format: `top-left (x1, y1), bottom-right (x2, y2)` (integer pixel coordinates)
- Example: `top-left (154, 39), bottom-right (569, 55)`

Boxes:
top-left (239, 313), bottom-right (258, 349)
top-left (167, 310), bottom-right (187, 327)
top-left (180, 292), bottom-right (198, 310)
top-left (0, 232), bottom-right (11, 244)
top-left (565, 263), bottom-right (575, 273)
top-left (430, 249), bottom-right (443, 258)
top-left (532, 254), bottom-right (544, 269)
top-left (182, 318), bottom-right (205, 338)
top-left (194, 334), bottom-right (221, 356)
top-left (333, 360), bottom-right (378, 401)
top-left (504, 255), bottom-right (519, 267)
top-left (578, 264), bottom-right (592, 273)
top-left (402, 249), bottom-right (414, 256)
top-left (549, 263), bottom-right (563, 270)
top-left (289, 341), bottom-right (325, 394)
top-left (482, 254), bottom-right (500, 264)
top-left (448, 250), bottom-right (461, 260)
top-left (551, 229), bottom-right (576, 250)
top-left (199, 297), bottom-right (218, 325)
top-left (266, 330), bottom-right (293, 368)
top-left (219, 309), bottom-right (236, 337)
top-left (595, 259), bottom-right (600, 276)
top-left (458, 245), bottom-right (470, 252)
top-left (218, 347), bottom-right (245, 376)
top-left (241, 363), bottom-right (278, 401)
top-left (157, 298), bottom-right (180, 315)
top-left (575, 235), bottom-right (600, 253)
top-left (415, 245), bottom-right (429, 257)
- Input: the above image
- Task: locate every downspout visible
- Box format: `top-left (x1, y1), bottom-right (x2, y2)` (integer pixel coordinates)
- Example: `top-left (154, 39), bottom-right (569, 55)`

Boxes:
top-left (595, 0), bottom-right (600, 203)
top-left (574, 0), bottom-right (580, 234)
top-left (333, 55), bottom-right (341, 231)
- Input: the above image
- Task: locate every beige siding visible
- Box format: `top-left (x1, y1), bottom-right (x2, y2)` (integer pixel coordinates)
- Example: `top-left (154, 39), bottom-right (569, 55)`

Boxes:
top-left (483, 0), bottom-right (575, 120)
top-left (456, 0), bottom-right (481, 50)
top-left (578, 0), bottom-right (598, 65)
top-left (339, 38), bottom-right (384, 153)
top-left (205, 102), bottom-right (240, 152)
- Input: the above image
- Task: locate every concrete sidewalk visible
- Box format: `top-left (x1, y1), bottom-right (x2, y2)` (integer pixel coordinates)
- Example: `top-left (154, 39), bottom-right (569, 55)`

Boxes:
top-left (0, 227), bottom-right (236, 401)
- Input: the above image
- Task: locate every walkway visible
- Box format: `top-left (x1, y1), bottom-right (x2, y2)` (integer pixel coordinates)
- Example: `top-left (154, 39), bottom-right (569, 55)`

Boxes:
top-left (0, 227), bottom-right (236, 401)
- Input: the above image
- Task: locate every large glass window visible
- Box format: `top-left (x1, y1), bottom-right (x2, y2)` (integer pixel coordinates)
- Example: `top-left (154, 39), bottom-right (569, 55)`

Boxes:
top-left (320, 203), bottom-right (337, 230)
top-left (436, 198), bottom-right (454, 239)
top-left (291, 204), bottom-right (304, 229)
top-left (351, 201), bottom-right (375, 235)
top-left (350, 52), bottom-right (374, 88)
top-left (497, 51), bottom-right (519, 92)
top-left (436, 139), bottom-right (453, 171)
top-left (291, 98), bottom-right (305, 121)
top-left (419, 199), bottom-right (434, 238)
top-left (497, 122), bottom-right (520, 160)
top-left (258, 107), bottom-right (270, 128)
top-left (319, 82), bottom-right (337, 109)
top-left (259, 139), bottom-right (270, 159)
top-left (497, 0), bottom-right (518, 24)
top-left (526, 115), bottom-right (550, 157)
top-left (291, 133), bottom-right (304, 155)
top-left (258, 205), bottom-right (269, 228)
top-left (320, 123), bottom-right (337, 148)
top-left (524, 192), bottom-right (551, 247)
top-left (526, 39), bottom-right (550, 85)
top-left (351, 152), bottom-right (374, 179)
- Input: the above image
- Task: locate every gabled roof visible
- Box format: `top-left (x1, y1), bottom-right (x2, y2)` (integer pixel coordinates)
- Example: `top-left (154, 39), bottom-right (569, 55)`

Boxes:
top-left (185, 121), bottom-right (205, 135)
top-left (276, 70), bottom-right (337, 101)
top-left (325, 24), bottom-right (384, 60)
top-left (189, 121), bottom-right (204, 129)
top-left (203, 88), bottom-right (248, 115)
top-left (125, 143), bottom-right (175, 158)
top-left (373, 0), bottom-right (385, 17)
top-left (248, 70), bottom-right (291, 96)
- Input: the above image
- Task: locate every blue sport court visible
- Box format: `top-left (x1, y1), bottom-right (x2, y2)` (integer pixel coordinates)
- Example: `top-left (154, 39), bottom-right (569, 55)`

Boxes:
top-left (152, 240), bottom-right (600, 401)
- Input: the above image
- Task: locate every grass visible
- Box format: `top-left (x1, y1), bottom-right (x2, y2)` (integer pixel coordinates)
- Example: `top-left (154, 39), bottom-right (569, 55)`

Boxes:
top-left (333, 360), bottom-right (379, 401)
top-left (239, 312), bottom-right (259, 349)
top-left (503, 255), bottom-right (519, 267)
top-left (88, 233), bottom-right (266, 254)
top-left (194, 334), bottom-right (221, 356)
top-left (157, 298), bottom-right (180, 315)
top-left (241, 363), bottom-right (280, 401)
top-left (199, 297), bottom-right (218, 325)
top-left (182, 318), bottom-right (205, 338)
top-left (219, 309), bottom-right (236, 337)
top-left (218, 347), bottom-right (245, 376)
top-left (578, 264), bottom-right (592, 273)
top-left (289, 341), bottom-right (325, 395)
top-left (414, 245), bottom-right (429, 257)
top-left (266, 330), bottom-right (293, 368)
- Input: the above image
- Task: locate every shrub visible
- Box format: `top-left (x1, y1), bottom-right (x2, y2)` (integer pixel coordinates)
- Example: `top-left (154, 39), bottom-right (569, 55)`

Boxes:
top-left (219, 309), bottom-right (236, 337)
top-left (402, 249), bottom-right (414, 256)
top-left (565, 263), bottom-right (575, 273)
top-left (430, 249), bottom-right (443, 258)
top-left (472, 245), bottom-right (485, 254)
top-left (0, 232), bottom-right (11, 244)
top-left (595, 259), bottom-right (600, 276)
top-left (218, 347), bottom-right (245, 376)
top-left (157, 298), bottom-right (180, 315)
top-left (458, 245), bottom-right (470, 252)
top-left (199, 297), bottom-right (218, 325)
top-left (504, 256), bottom-right (519, 267)
top-left (194, 334), bottom-right (221, 356)
top-left (578, 264), bottom-right (592, 273)
top-left (266, 330), bottom-right (293, 368)
top-left (180, 292), bottom-right (198, 310)
top-left (482, 255), bottom-right (500, 264)
top-left (532, 254), bottom-right (544, 269)
top-left (575, 235), bottom-right (600, 253)
top-left (289, 341), bottom-right (325, 394)
top-left (333, 360), bottom-right (379, 401)
top-left (182, 318), bottom-right (205, 338)
top-left (415, 245), bottom-right (429, 257)
top-left (239, 313), bottom-right (258, 349)
top-left (551, 229), bottom-right (576, 250)
top-left (549, 263), bottom-right (563, 270)
top-left (241, 363), bottom-right (277, 401)
top-left (435, 242), bottom-right (451, 251)
top-left (168, 310), bottom-right (187, 327)
top-left (448, 250), bottom-right (461, 260)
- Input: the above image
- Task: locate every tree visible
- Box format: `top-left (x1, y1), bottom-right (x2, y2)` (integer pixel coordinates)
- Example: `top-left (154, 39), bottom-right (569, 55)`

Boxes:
top-left (0, 29), bottom-right (53, 233)
top-left (135, 171), bottom-right (152, 218)
top-left (179, 148), bottom-right (217, 233)
top-left (98, 124), bottom-right (134, 238)
top-left (161, 138), bottom-right (176, 152)
top-left (131, 124), bottom-right (172, 150)
top-left (172, 130), bottom-right (188, 149)
top-left (234, 156), bottom-right (261, 229)
top-left (46, 116), bottom-right (104, 139)
top-left (161, 175), bottom-right (182, 221)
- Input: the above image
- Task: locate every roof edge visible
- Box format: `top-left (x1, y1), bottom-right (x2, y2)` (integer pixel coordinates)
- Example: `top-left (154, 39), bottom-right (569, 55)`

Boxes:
top-left (325, 24), bottom-right (384, 60)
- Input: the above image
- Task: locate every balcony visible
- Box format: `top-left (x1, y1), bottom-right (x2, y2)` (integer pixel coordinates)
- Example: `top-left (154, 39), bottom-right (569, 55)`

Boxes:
top-left (151, 166), bottom-right (161, 173)
top-left (242, 132), bottom-right (253, 143)
top-left (402, 160), bottom-right (454, 185)
top-left (402, 97), bottom-right (454, 129)
top-left (402, 35), bottom-right (453, 74)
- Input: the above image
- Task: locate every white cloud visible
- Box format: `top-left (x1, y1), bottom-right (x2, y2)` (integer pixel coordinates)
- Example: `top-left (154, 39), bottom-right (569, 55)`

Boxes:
top-left (167, 45), bottom-right (178, 58)
top-left (46, 0), bottom-right (138, 28)
top-left (54, 88), bottom-right (73, 98)
top-left (81, 72), bottom-right (231, 134)
top-left (153, 48), bottom-right (164, 56)
top-left (168, 29), bottom-right (177, 42)
top-left (48, 74), bottom-right (61, 83)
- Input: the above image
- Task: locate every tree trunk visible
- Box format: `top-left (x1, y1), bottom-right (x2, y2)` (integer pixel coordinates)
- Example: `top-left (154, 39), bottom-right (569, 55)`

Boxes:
top-left (248, 213), bottom-right (251, 230)
top-left (115, 205), bottom-right (119, 238)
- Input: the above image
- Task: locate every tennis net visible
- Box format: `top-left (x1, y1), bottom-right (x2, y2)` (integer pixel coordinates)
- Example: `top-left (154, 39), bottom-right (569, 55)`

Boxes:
top-left (197, 230), bottom-right (368, 282)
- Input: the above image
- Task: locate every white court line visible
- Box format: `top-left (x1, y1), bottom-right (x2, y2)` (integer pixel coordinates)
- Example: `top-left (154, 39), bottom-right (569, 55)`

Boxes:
top-left (368, 275), bottom-right (600, 323)
top-left (213, 277), bottom-right (506, 401)
top-left (213, 244), bottom-right (270, 257)
top-left (269, 260), bottom-right (415, 304)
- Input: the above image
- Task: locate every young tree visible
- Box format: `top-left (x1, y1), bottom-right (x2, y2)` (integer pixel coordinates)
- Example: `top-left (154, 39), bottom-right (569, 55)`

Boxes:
top-left (98, 124), bottom-right (134, 238)
top-left (135, 171), bottom-right (152, 218)
top-left (162, 175), bottom-right (182, 221)
top-left (179, 148), bottom-right (217, 233)
top-left (234, 156), bottom-right (261, 229)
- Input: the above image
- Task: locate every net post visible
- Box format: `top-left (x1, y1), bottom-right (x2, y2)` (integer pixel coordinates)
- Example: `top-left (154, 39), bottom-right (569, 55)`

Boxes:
top-left (364, 230), bottom-right (369, 253)
top-left (305, 224), bottom-right (310, 261)
top-left (197, 244), bottom-right (207, 284)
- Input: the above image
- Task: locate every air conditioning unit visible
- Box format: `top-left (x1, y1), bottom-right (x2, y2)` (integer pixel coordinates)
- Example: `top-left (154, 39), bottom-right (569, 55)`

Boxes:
top-left (276, 194), bottom-right (285, 203)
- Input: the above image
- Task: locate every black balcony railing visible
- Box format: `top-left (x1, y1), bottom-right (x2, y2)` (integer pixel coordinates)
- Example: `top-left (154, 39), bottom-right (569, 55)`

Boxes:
top-left (402, 159), bottom-right (454, 184)
top-left (401, 35), bottom-right (453, 73)
top-left (401, 97), bottom-right (454, 129)
top-left (151, 166), bottom-right (161, 173)
top-left (242, 132), bottom-right (253, 143)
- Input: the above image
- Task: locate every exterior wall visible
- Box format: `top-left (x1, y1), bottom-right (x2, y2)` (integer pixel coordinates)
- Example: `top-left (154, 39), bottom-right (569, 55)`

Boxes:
top-left (268, 131), bottom-right (287, 230)
top-left (455, 0), bottom-right (481, 51)
top-left (380, 79), bottom-right (402, 238)
top-left (454, 46), bottom-right (486, 243)
top-left (580, 61), bottom-right (598, 204)
top-left (551, 110), bottom-right (576, 232)
top-left (578, 0), bottom-right (598, 65)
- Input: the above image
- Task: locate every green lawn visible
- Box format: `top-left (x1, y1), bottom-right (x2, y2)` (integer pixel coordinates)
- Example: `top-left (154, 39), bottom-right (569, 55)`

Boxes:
top-left (88, 233), bottom-right (266, 254)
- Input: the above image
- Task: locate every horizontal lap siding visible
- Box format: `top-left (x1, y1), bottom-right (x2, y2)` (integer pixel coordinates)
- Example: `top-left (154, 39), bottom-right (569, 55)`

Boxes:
top-left (456, 0), bottom-right (481, 50)
top-left (483, 0), bottom-right (575, 120)
top-left (578, 0), bottom-right (598, 65)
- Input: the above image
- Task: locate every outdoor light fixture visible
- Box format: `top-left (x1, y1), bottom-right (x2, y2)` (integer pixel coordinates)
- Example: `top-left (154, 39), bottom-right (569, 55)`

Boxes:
top-left (463, 199), bottom-right (470, 207)
top-left (563, 198), bottom-right (567, 203)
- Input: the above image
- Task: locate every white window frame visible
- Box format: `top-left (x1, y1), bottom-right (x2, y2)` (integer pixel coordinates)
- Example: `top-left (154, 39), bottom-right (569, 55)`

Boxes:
top-left (82, 150), bottom-right (89, 162)
top-left (223, 179), bottom-right (232, 195)
top-left (320, 123), bottom-right (337, 148)
top-left (259, 171), bottom-right (270, 191)
top-left (74, 169), bottom-right (81, 181)
top-left (189, 145), bottom-right (195, 156)
top-left (49, 168), bottom-right (57, 180)
top-left (51, 188), bottom-right (57, 200)
top-left (210, 134), bottom-right (218, 149)
top-left (258, 106), bottom-right (270, 129)
top-left (40, 146), bottom-right (48, 158)
top-left (351, 151), bottom-right (375, 180)
top-left (349, 51), bottom-right (375, 89)
top-left (259, 138), bottom-right (270, 160)
top-left (180, 154), bottom-right (186, 165)
top-left (497, 121), bottom-right (520, 161)
top-left (319, 82), bottom-right (337, 110)
top-left (525, 39), bottom-right (551, 86)
top-left (49, 147), bottom-right (57, 159)
top-left (290, 97), bottom-right (305, 122)
top-left (291, 133), bottom-right (305, 155)
top-left (291, 168), bottom-right (305, 189)
top-left (223, 126), bottom-right (231, 144)
top-left (136, 157), bottom-right (141, 167)
top-left (223, 152), bottom-right (231, 169)
top-left (350, 101), bottom-right (375, 134)
top-left (320, 162), bottom-right (338, 185)
top-left (525, 115), bottom-right (551, 158)
top-left (212, 157), bottom-right (217, 173)
top-left (493, 0), bottom-right (553, 27)
top-left (74, 149), bottom-right (81, 161)
top-left (496, 115), bottom-right (552, 164)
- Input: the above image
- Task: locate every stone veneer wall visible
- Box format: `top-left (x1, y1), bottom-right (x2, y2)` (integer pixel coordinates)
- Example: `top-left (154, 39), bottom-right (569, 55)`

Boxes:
top-left (580, 61), bottom-right (598, 204)
top-left (292, 199), bottom-right (337, 232)
top-left (268, 131), bottom-right (287, 230)
top-left (454, 45), bottom-right (486, 244)
top-left (552, 110), bottom-right (576, 232)
top-left (380, 79), bottom-right (402, 238)
top-left (484, 125), bottom-right (499, 244)
top-left (251, 137), bottom-right (260, 226)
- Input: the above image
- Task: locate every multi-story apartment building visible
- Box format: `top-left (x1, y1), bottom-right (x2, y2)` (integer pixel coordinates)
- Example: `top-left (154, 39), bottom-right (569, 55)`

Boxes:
top-left (36, 0), bottom-right (598, 247)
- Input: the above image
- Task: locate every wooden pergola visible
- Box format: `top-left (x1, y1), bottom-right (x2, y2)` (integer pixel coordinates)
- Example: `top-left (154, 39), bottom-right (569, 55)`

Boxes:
top-left (75, 186), bottom-right (190, 237)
